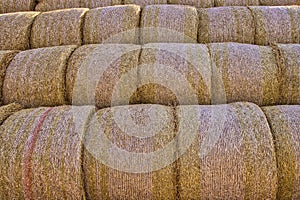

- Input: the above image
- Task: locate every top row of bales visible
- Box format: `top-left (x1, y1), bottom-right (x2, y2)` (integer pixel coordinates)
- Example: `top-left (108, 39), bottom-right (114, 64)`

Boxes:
top-left (1, 0), bottom-right (299, 13)
top-left (0, 5), bottom-right (300, 51)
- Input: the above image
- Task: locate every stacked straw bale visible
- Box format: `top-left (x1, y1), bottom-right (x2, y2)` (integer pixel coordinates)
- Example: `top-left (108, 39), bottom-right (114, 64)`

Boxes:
top-left (83, 104), bottom-right (177, 199)
top-left (167, 0), bottom-right (214, 8)
top-left (177, 102), bottom-right (277, 199)
top-left (250, 6), bottom-right (300, 45)
top-left (215, 0), bottom-right (259, 6)
top-left (140, 5), bottom-right (199, 43)
top-left (209, 43), bottom-right (280, 106)
top-left (0, 103), bottom-right (22, 124)
top-left (259, 0), bottom-right (300, 5)
top-left (262, 105), bottom-right (300, 200)
top-left (0, 105), bottom-right (95, 199)
top-left (0, 12), bottom-right (39, 50)
top-left (0, 50), bottom-right (18, 105)
top-left (66, 44), bottom-right (140, 108)
top-left (276, 44), bottom-right (300, 104)
top-left (138, 43), bottom-right (211, 105)
top-left (30, 8), bottom-right (88, 48)
top-left (0, 0), bottom-right (36, 13)
top-left (83, 5), bottom-right (141, 44)
top-left (198, 7), bottom-right (255, 43)
top-left (3, 45), bottom-right (76, 108)
top-left (124, 0), bottom-right (167, 7)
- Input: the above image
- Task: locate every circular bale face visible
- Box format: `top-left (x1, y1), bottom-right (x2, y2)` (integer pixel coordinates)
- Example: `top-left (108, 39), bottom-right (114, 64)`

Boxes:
top-left (177, 102), bottom-right (277, 199)
top-left (140, 5), bottom-right (199, 43)
top-left (83, 104), bottom-right (177, 200)
top-left (167, 0), bottom-right (214, 8)
top-left (0, 12), bottom-right (40, 51)
top-left (0, 103), bottom-right (23, 124)
top-left (124, 0), bottom-right (167, 7)
top-left (0, 0), bottom-right (36, 13)
top-left (198, 6), bottom-right (255, 44)
top-left (83, 5), bottom-right (141, 44)
top-left (3, 45), bottom-right (77, 108)
top-left (262, 105), bottom-right (300, 200)
top-left (209, 42), bottom-right (280, 106)
top-left (30, 8), bottom-right (88, 49)
top-left (214, 0), bottom-right (259, 6)
top-left (0, 105), bottom-right (95, 199)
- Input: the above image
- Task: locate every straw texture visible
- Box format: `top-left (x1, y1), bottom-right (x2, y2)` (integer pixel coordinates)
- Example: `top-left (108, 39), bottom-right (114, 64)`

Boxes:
top-left (215, 0), bottom-right (259, 6)
top-left (209, 43), bottom-right (280, 106)
top-left (124, 0), bottom-right (167, 7)
top-left (138, 43), bottom-right (211, 105)
top-left (0, 12), bottom-right (39, 50)
top-left (30, 8), bottom-right (88, 49)
top-left (259, 0), bottom-right (300, 5)
top-left (141, 5), bottom-right (199, 43)
top-left (263, 105), bottom-right (300, 200)
top-left (276, 44), bottom-right (300, 104)
top-left (168, 0), bottom-right (214, 8)
top-left (0, 50), bottom-right (18, 105)
top-left (0, 103), bottom-right (22, 125)
top-left (0, 105), bottom-right (95, 199)
top-left (83, 104), bottom-right (177, 200)
top-left (198, 7), bottom-right (255, 43)
top-left (83, 5), bottom-right (140, 44)
top-left (0, 0), bottom-right (36, 13)
top-left (250, 6), bottom-right (300, 45)
top-left (177, 102), bottom-right (277, 199)
top-left (66, 44), bottom-right (140, 108)
top-left (3, 45), bottom-right (76, 108)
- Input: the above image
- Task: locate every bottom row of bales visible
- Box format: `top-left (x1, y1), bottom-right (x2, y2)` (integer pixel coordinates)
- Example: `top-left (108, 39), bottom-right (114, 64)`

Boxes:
top-left (0, 103), bottom-right (299, 199)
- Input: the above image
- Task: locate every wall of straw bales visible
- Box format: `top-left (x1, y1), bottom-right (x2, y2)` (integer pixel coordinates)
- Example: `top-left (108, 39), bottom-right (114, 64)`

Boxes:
top-left (0, 12), bottom-right (39, 50)
top-left (209, 43), bottom-right (280, 106)
top-left (66, 44), bottom-right (141, 108)
top-left (198, 7), bottom-right (255, 43)
top-left (124, 0), bottom-right (167, 7)
top-left (0, 50), bottom-right (18, 105)
top-left (215, 0), bottom-right (259, 6)
top-left (178, 102), bottom-right (277, 199)
top-left (138, 43), bottom-right (211, 105)
top-left (141, 5), bottom-right (199, 43)
top-left (0, 103), bottom-right (22, 124)
top-left (0, 0), bottom-right (36, 13)
top-left (168, 0), bottom-right (214, 8)
top-left (83, 5), bottom-right (140, 44)
top-left (275, 44), bottom-right (300, 105)
top-left (0, 105), bottom-right (95, 199)
top-left (262, 105), bottom-right (300, 200)
top-left (30, 8), bottom-right (88, 49)
top-left (3, 45), bottom-right (76, 108)
top-left (250, 6), bottom-right (300, 45)
top-left (83, 104), bottom-right (177, 199)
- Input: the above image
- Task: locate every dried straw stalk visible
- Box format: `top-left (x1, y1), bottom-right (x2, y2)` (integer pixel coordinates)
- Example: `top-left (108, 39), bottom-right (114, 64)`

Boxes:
top-left (30, 8), bottom-right (88, 49)
top-left (0, 103), bottom-right (22, 124)
top-left (0, 12), bottom-right (39, 50)
top-left (0, 0), bottom-right (36, 13)
top-left (83, 5), bottom-right (140, 44)
top-left (209, 42), bottom-right (280, 106)
top-left (124, 0), bottom-right (167, 7)
top-left (215, 0), bottom-right (259, 6)
top-left (3, 45), bottom-right (76, 108)
top-left (178, 102), bottom-right (277, 199)
top-left (262, 105), bottom-right (300, 200)
top-left (198, 6), bottom-right (255, 43)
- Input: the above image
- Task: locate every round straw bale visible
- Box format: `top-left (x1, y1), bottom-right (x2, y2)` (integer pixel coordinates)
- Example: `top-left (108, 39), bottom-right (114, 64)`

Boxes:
top-left (262, 105), bottom-right (300, 200)
top-left (215, 0), bottom-right (259, 6)
top-left (0, 0), bottom-right (36, 13)
top-left (275, 44), bottom-right (300, 104)
top-left (137, 43), bottom-right (211, 106)
top-left (83, 5), bottom-right (140, 44)
top-left (250, 6), bottom-right (300, 45)
top-left (259, 0), bottom-right (300, 6)
top-left (177, 102), bottom-right (277, 199)
top-left (3, 45), bottom-right (77, 108)
top-left (66, 44), bottom-right (140, 108)
top-left (167, 0), bottom-right (214, 8)
top-left (0, 50), bottom-right (18, 105)
top-left (0, 12), bottom-right (39, 51)
top-left (0, 103), bottom-right (22, 124)
top-left (0, 105), bottom-right (95, 199)
top-left (83, 104), bottom-right (177, 200)
top-left (124, 0), bottom-right (167, 7)
top-left (30, 8), bottom-right (88, 49)
top-left (140, 5), bottom-right (199, 44)
top-left (209, 42), bottom-right (280, 106)
top-left (198, 6), bottom-right (255, 43)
